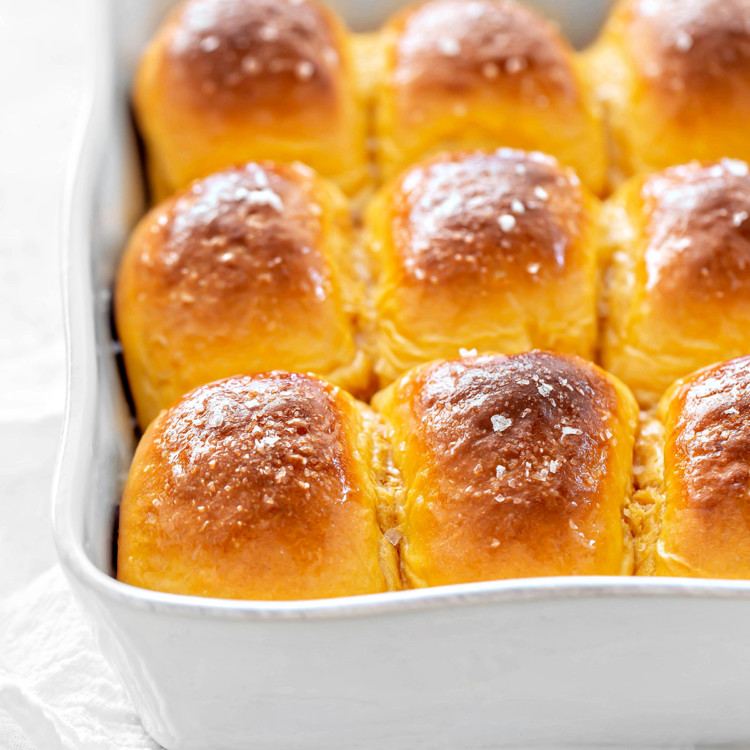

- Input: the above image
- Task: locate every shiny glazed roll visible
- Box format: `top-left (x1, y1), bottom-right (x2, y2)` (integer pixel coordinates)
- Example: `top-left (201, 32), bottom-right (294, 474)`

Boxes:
top-left (373, 352), bottom-right (638, 587)
top-left (133, 0), bottom-right (368, 199)
top-left (601, 159), bottom-right (750, 408)
top-left (365, 149), bottom-right (600, 386)
top-left (634, 357), bottom-right (750, 578)
top-left (115, 161), bottom-right (370, 429)
top-left (118, 372), bottom-right (401, 599)
top-left (375, 0), bottom-right (607, 193)
top-left (587, 0), bottom-right (750, 179)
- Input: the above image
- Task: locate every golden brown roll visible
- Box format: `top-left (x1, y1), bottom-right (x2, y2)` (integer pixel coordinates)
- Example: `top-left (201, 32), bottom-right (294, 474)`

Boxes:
top-left (586, 0), bottom-right (750, 180)
top-left (374, 0), bottom-right (607, 193)
top-left (115, 161), bottom-right (370, 429)
top-left (373, 351), bottom-right (638, 587)
top-left (634, 356), bottom-right (750, 578)
top-left (134, 0), bottom-right (368, 200)
top-left (601, 159), bottom-right (750, 408)
top-left (118, 372), bottom-right (401, 599)
top-left (365, 149), bottom-right (600, 386)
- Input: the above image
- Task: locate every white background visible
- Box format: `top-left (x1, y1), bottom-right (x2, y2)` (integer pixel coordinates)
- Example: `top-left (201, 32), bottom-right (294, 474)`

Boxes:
top-left (0, 0), bottom-right (85, 595)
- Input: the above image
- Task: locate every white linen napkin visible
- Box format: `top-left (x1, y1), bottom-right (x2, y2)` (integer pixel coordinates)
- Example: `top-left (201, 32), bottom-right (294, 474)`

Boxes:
top-left (0, 567), bottom-right (158, 750)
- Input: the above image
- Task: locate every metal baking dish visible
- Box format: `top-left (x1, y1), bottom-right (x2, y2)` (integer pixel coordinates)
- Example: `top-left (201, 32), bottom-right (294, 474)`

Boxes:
top-left (53, 1), bottom-right (750, 747)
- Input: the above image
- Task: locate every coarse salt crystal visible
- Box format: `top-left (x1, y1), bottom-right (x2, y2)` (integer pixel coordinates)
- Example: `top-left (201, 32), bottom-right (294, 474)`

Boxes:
top-left (491, 414), bottom-right (512, 432)
top-left (200, 35), bottom-right (220, 52)
top-left (459, 347), bottom-right (478, 357)
top-left (482, 61), bottom-right (500, 79)
top-left (537, 382), bottom-right (553, 397)
top-left (244, 188), bottom-right (284, 212)
top-left (674, 29), bottom-right (693, 51)
top-left (498, 214), bottom-right (516, 231)
top-left (505, 56), bottom-right (526, 74)
top-left (259, 25), bottom-right (280, 41)
top-left (385, 528), bottom-right (402, 546)
top-left (241, 56), bottom-right (259, 74)
top-left (438, 37), bottom-right (461, 56)
top-left (534, 186), bottom-right (549, 201)
top-left (295, 60), bottom-right (315, 80)
top-left (561, 426), bottom-right (582, 436)
top-left (724, 159), bottom-right (749, 177)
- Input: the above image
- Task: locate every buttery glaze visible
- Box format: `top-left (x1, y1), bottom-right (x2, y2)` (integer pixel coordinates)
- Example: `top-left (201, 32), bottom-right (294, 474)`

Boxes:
top-left (651, 356), bottom-right (750, 578)
top-left (643, 159), bottom-right (750, 304)
top-left (601, 159), bottom-right (750, 407)
top-left (134, 0), bottom-right (368, 197)
top-left (393, 149), bottom-right (583, 284)
top-left (118, 372), bottom-right (397, 599)
top-left (373, 352), bottom-right (638, 586)
top-left (366, 149), bottom-right (598, 384)
top-left (586, 0), bottom-right (750, 177)
top-left (167, 0), bottom-right (341, 111)
top-left (375, 0), bottom-right (606, 191)
top-left (626, 0), bottom-right (750, 98)
top-left (393, 0), bottom-right (580, 104)
top-left (150, 163), bottom-right (329, 304)
top-left (115, 162), bottom-right (369, 429)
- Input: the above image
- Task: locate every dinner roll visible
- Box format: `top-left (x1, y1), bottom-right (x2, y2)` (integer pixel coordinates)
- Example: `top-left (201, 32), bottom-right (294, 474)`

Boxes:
top-left (365, 149), bottom-right (600, 386)
top-left (373, 352), bottom-right (638, 587)
top-left (587, 0), bottom-right (750, 179)
top-left (115, 161), bottom-right (370, 429)
top-left (601, 159), bottom-right (750, 408)
top-left (375, 0), bottom-right (606, 193)
top-left (134, 0), bottom-right (368, 200)
top-left (118, 372), bottom-right (401, 599)
top-left (634, 356), bottom-right (750, 578)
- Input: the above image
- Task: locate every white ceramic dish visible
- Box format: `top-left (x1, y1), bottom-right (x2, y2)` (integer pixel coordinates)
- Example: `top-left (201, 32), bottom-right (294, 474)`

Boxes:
top-left (53, 1), bottom-right (750, 748)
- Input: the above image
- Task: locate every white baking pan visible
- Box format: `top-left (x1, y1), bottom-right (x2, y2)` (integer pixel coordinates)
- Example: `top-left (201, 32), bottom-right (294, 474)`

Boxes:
top-left (53, 1), bottom-right (750, 748)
